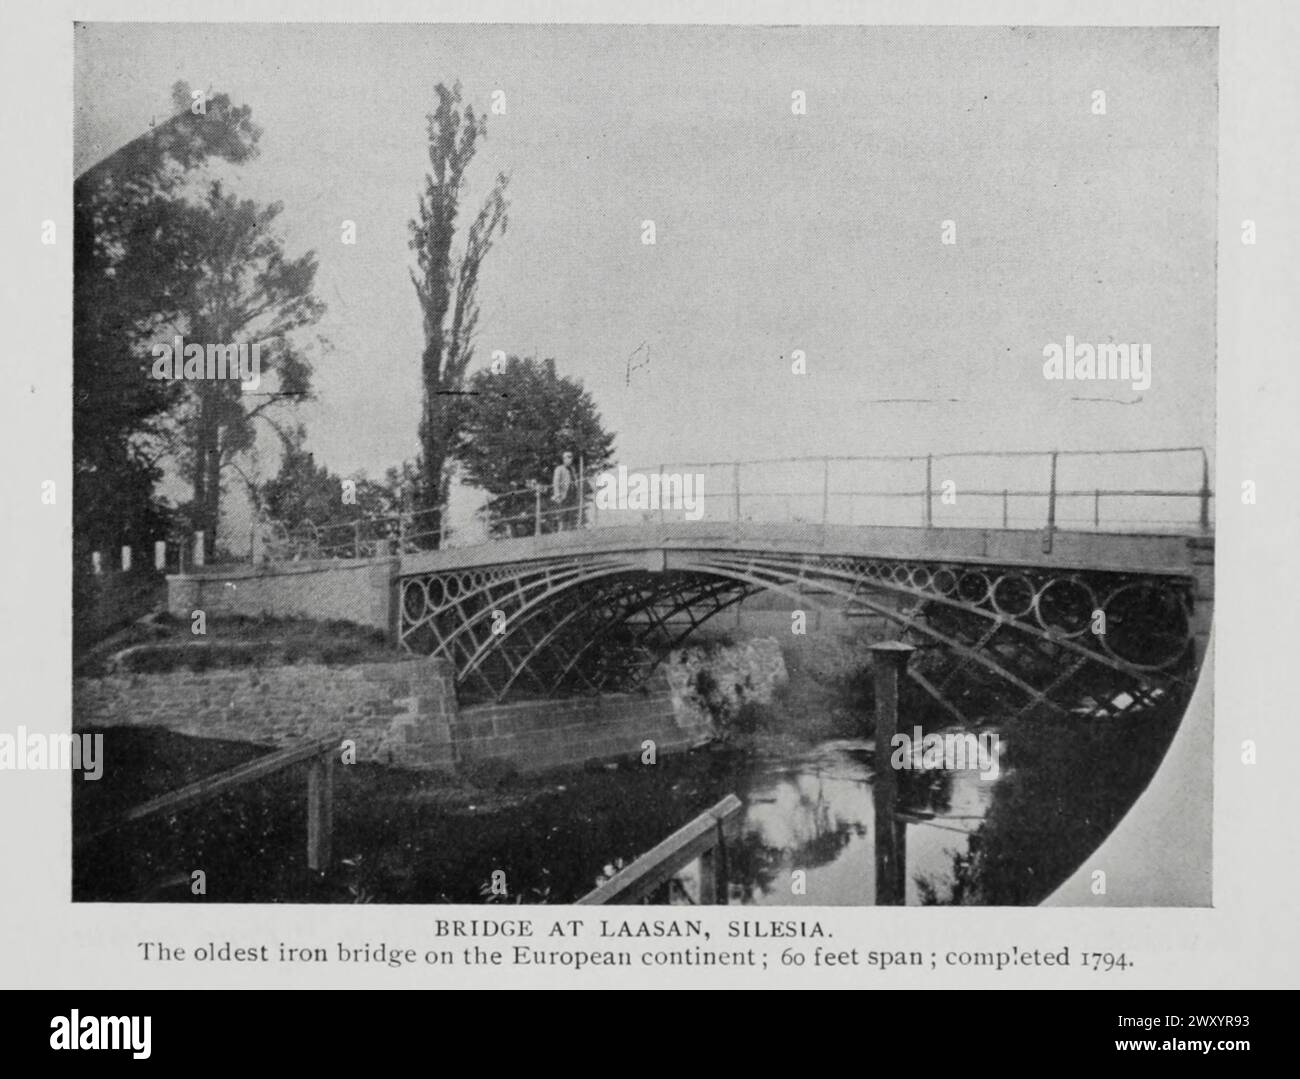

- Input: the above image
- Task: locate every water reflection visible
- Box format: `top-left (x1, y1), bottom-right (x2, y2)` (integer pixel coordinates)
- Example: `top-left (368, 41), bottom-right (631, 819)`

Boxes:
top-left (722, 736), bottom-right (999, 906)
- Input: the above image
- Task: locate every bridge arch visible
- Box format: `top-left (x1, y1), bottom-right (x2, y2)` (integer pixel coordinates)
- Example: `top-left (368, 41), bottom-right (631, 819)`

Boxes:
top-left (397, 536), bottom-right (1202, 718)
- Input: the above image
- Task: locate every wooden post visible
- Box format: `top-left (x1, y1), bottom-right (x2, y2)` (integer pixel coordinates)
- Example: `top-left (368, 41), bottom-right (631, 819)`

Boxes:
top-left (1199, 451), bottom-right (1211, 532)
top-left (397, 510), bottom-right (405, 555)
top-left (1042, 452), bottom-right (1058, 554)
top-left (869, 641), bottom-right (914, 906)
top-left (534, 484), bottom-right (542, 535)
top-left (821, 457), bottom-right (830, 528)
top-left (698, 843), bottom-right (718, 904)
top-left (714, 821), bottom-right (728, 902)
top-left (924, 455), bottom-right (933, 528)
top-left (1002, 489), bottom-right (1009, 529)
top-left (1093, 489), bottom-right (1101, 529)
top-left (80, 735), bottom-right (341, 850)
top-left (575, 794), bottom-right (742, 905)
top-left (306, 751), bottom-right (334, 872)
top-left (575, 454), bottom-right (584, 530)
top-left (193, 531), bottom-right (205, 568)
top-left (696, 821), bottom-right (729, 904)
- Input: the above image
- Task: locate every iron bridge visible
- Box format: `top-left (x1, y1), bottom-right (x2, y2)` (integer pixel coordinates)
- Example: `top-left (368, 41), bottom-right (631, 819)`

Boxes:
top-left (396, 520), bottom-right (1213, 718)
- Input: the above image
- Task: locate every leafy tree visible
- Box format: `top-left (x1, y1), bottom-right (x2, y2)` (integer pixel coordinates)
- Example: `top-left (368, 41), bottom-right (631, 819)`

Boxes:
top-left (408, 82), bottom-right (509, 547)
top-left (165, 180), bottom-right (324, 561)
top-left (74, 81), bottom-right (260, 555)
top-left (259, 426), bottom-right (413, 525)
top-left (455, 355), bottom-right (616, 536)
top-left (255, 425), bottom-right (422, 560)
top-left (366, 461), bottom-right (421, 519)
top-left (257, 426), bottom-right (341, 525)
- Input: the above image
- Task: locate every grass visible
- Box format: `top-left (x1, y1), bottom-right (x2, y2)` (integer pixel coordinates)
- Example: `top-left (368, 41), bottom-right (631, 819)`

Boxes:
top-left (73, 567), bottom-right (168, 653)
top-left (75, 613), bottom-right (398, 677)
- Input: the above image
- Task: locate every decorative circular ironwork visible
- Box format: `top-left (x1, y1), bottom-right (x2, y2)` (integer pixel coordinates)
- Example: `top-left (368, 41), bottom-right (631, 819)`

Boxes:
top-left (402, 579), bottom-right (429, 621)
top-left (395, 548), bottom-right (1203, 707)
top-left (931, 568), bottom-right (958, 596)
top-left (1098, 582), bottom-right (1192, 669)
top-left (992, 573), bottom-right (1035, 619)
top-left (425, 577), bottom-right (444, 607)
top-left (957, 570), bottom-right (991, 606)
top-left (1034, 576), bottom-right (1096, 637)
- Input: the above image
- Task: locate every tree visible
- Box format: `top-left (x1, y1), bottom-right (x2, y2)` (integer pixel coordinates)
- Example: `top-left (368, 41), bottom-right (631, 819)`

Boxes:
top-left (74, 81), bottom-right (260, 554)
top-left (257, 425), bottom-right (342, 526)
top-left (166, 180), bottom-right (324, 561)
top-left (256, 420), bottom-right (419, 559)
top-left (408, 82), bottom-right (509, 547)
top-left (455, 355), bottom-right (616, 536)
top-left (259, 427), bottom-right (412, 526)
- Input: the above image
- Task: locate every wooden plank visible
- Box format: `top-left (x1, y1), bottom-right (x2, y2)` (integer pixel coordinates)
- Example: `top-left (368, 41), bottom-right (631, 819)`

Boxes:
top-left (577, 794), bottom-right (742, 906)
top-left (116, 735), bottom-right (341, 829)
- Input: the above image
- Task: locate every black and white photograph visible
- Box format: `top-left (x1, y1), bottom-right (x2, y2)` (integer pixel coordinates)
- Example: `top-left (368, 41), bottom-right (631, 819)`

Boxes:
top-left (66, 21), bottom-right (1219, 910)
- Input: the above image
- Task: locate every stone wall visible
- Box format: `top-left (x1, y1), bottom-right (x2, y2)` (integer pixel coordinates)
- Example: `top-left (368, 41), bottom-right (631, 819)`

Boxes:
top-left (453, 678), bottom-right (710, 774)
top-left (167, 557), bottom-right (397, 637)
top-left (72, 656), bottom-right (701, 774)
top-left (73, 656), bottom-right (456, 767)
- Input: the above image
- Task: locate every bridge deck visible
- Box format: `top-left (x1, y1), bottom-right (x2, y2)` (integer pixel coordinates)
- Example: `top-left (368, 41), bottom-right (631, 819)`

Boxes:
top-left (398, 521), bottom-right (1209, 579)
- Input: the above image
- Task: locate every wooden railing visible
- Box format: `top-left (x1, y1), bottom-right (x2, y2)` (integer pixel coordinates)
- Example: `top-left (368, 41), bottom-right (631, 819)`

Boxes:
top-left (79, 734), bottom-right (340, 872)
top-left (577, 794), bottom-right (743, 905)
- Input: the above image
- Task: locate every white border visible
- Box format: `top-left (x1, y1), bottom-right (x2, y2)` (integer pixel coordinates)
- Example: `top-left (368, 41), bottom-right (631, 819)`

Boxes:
top-left (1, 0), bottom-right (1295, 989)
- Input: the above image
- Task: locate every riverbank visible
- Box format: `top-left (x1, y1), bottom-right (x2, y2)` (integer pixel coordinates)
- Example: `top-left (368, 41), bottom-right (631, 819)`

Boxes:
top-left (72, 626), bottom-right (1189, 906)
top-left (72, 724), bottom-right (760, 903)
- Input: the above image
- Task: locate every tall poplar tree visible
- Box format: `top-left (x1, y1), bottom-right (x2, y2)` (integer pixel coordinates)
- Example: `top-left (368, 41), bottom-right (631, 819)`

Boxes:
top-left (408, 82), bottom-right (509, 547)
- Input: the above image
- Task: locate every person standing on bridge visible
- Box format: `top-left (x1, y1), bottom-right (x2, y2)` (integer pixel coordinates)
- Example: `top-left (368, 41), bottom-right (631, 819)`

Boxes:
top-left (550, 450), bottom-right (579, 531)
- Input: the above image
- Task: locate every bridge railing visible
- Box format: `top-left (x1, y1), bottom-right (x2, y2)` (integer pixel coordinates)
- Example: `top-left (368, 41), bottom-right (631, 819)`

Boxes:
top-left (576, 794), bottom-right (743, 905)
top-left (174, 446), bottom-right (1210, 572)
top-left (509, 446), bottom-right (1214, 538)
top-left (77, 734), bottom-right (341, 876)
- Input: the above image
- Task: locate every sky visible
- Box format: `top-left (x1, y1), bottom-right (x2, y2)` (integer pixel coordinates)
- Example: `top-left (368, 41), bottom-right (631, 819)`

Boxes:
top-left (74, 23), bottom-right (1218, 536)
